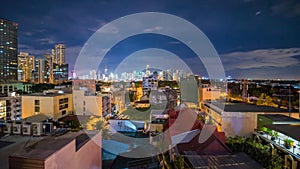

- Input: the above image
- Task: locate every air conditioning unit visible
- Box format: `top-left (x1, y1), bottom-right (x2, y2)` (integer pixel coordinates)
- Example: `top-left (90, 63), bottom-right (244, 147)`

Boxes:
top-left (3, 123), bottom-right (12, 134)
top-left (32, 122), bottom-right (43, 136)
top-left (22, 123), bottom-right (31, 135)
top-left (12, 123), bottom-right (22, 135)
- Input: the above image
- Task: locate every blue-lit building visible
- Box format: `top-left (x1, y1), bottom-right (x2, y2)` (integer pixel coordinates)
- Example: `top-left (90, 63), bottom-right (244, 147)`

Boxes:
top-left (0, 19), bottom-right (18, 82)
top-left (53, 63), bottom-right (68, 84)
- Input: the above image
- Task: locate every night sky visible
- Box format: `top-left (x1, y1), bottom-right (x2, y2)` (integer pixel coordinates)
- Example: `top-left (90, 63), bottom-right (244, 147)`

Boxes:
top-left (1, 0), bottom-right (300, 79)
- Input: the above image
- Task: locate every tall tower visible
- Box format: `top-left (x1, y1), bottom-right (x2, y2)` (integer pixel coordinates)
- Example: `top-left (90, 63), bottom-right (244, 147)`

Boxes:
top-left (18, 52), bottom-right (34, 82)
top-left (44, 53), bottom-right (53, 83)
top-left (146, 65), bottom-right (150, 76)
top-left (35, 59), bottom-right (47, 83)
top-left (51, 44), bottom-right (68, 84)
top-left (0, 19), bottom-right (18, 82)
top-left (241, 79), bottom-right (248, 102)
top-left (52, 44), bottom-right (65, 65)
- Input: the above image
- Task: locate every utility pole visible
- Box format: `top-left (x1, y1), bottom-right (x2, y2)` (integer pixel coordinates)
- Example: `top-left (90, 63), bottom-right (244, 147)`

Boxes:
top-left (289, 84), bottom-right (291, 117)
top-left (298, 87), bottom-right (300, 119)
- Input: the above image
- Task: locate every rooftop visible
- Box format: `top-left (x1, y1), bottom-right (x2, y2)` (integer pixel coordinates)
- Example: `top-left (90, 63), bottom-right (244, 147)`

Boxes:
top-left (184, 151), bottom-right (263, 169)
top-left (24, 92), bottom-right (71, 97)
top-left (204, 101), bottom-right (297, 113)
top-left (10, 131), bottom-right (95, 160)
top-left (258, 114), bottom-right (300, 122)
top-left (22, 114), bottom-right (51, 123)
top-left (0, 18), bottom-right (18, 25)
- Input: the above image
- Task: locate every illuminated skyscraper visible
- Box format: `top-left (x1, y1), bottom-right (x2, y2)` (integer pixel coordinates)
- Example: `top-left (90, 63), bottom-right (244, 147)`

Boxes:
top-left (52, 44), bottom-right (65, 65)
top-left (51, 44), bottom-right (68, 83)
top-left (18, 52), bottom-right (34, 82)
top-left (45, 53), bottom-right (53, 83)
top-left (0, 19), bottom-right (18, 82)
top-left (53, 63), bottom-right (68, 83)
top-left (34, 59), bottom-right (47, 83)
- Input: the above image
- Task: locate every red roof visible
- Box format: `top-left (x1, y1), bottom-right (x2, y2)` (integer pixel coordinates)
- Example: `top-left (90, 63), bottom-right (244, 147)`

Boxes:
top-left (165, 107), bottom-right (231, 155)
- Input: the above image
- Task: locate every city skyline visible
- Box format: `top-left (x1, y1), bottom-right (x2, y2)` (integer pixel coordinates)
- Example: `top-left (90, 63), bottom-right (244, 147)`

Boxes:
top-left (1, 0), bottom-right (300, 79)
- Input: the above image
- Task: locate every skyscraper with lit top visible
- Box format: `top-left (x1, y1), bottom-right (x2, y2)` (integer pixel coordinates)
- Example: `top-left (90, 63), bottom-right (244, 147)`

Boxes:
top-left (52, 43), bottom-right (65, 65)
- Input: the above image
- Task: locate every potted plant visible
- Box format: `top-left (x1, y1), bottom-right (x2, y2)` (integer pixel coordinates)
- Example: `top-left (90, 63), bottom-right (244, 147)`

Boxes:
top-left (269, 131), bottom-right (276, 141)
top-left (261, 127), bottom-right (268, 134)
top-left (274, 131), bottom-right (279, 139)
top-left (284, 139), bottom-right (294, 149)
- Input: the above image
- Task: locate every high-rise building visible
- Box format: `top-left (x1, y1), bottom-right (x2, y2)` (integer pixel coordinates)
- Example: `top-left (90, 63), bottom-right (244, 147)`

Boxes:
top-left (18, 52), bottom-right (34, 82)
top-left (51, 44), bottom-right (68, 83)
top-left (44, 53), bottom-right (53, 83)
top-left (52, 44), bottom-right (65, 65)
top-left (53, 63), bottom-right (68, 83)
top-left (146, 65), bottom-right (150, 76)
top-left (0, 19), bottom-right (18, 82)
top-left (90, 69), bottom-right (96, 80)
top-left (34, 59), bottom-right (47, 83)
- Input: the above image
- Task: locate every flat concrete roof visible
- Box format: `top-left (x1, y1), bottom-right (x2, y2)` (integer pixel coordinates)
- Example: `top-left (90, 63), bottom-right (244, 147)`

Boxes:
top-left (10, 131), bottom-right (94, 160)
top-left (0, 135), bottom-right (44, 169)
top-left (205, 101), bottom-right (297, 113)
top-left (24, 92), bottom-right (71, 97)
top-left (259, 114), bottom-right (300, 122)
top-left (22, 114), bottom-right (50, 122)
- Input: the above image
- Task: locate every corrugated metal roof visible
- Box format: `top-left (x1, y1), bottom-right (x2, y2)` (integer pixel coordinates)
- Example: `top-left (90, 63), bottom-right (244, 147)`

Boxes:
top-left (184, 152), bottom-right (263, 169)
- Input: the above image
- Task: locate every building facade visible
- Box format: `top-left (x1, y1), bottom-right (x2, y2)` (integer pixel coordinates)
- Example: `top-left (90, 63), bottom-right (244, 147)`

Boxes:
top-left (34, 58), bottom-right (47, 83)
top-left (45, 53), bottom-right (53, 83)
top-left (0, 19), bottom-right (18, 82)
top-left (18, 52), bottom-right (34, 82)
top-left (1, 95), bottom-right (22, 120)
top-left (142, 73), bottom-right (158, 96)
top-left (202, 101), bottom-right (300, 137)
top-left (22, 92), bottom-right (73, 120)
top-left (9, 132), bottom-right (102, 169)
top-left (73, 90), bottom-right (102, 116)
top-left (52, 44), bottom-right (65, 65)
top-left (53, 63), bottom-right (68, 84)
top-left (198, 84), bottom-right (221, 109)
top-left (0, 82), bottom-right (32, 95)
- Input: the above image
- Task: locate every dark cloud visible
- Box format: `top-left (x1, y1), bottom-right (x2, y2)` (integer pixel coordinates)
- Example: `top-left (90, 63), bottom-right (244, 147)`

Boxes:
top-left (271, 0), bottom-right (300, 17)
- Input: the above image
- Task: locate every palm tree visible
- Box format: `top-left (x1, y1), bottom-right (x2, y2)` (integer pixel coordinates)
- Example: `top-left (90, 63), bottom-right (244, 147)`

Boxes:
top-left (82, 117), bottom-right (111, 139)
top-left (92, 119), bottom-right (110, 139)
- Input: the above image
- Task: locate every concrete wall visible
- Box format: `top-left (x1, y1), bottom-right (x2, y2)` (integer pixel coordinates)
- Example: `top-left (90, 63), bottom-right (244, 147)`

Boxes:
top-left (45, 132), bottom-right (102, 169)
top-left (210, 110), bottom-right (300, 137)
top-left (73, 90), bottom-right (102, 116)
top-left (22, 93), bottom-right (73, 119)
top-left (222, 112), bottom-right (300, 137)
top-left (199, 88), bottom-right (221, 101)
top-left (203, 103), bottom-right (300, 137)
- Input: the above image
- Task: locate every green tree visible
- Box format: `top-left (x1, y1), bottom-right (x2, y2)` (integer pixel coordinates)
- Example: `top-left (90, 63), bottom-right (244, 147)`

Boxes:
top-left (265, 95), bottom-right (276, 107)
top-left (91, 119), bottom-right (110, 139)
top-left (257, 93), bottom-right (266, 105)
top-left (82, 117), bottom-right (111, 139)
